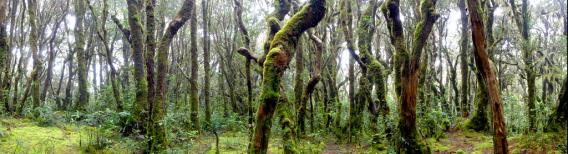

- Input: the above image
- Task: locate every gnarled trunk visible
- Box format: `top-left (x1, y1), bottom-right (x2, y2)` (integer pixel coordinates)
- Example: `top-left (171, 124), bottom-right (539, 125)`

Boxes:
top-left (251, 0), bottom-right (325, 153)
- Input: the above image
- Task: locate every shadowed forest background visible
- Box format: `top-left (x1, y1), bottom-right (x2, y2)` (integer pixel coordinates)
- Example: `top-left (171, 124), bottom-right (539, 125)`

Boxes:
top-left (0, 0), bottom-right (566, 153)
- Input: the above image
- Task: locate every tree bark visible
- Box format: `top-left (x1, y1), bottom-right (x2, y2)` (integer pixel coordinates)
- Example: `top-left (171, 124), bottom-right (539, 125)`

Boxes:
top-left (467, 0), bottom-right (496, 132)
top-left (467, 0), bottom-right (509, 153)
top-left (145, 0), bottom-right (157, 117)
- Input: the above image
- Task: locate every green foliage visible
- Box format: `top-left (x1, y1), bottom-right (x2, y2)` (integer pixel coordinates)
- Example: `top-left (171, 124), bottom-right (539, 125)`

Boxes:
top-left (418, 110), bottom-right (450, 139)
top-left (34, 106), bottom-right (65, 127)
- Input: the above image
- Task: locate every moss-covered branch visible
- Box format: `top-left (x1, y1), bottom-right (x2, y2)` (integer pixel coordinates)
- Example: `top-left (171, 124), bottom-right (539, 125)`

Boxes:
top-left (251, 0), bottom-right (325, 153)
top-left (258, 0), bottom-right (291, 65)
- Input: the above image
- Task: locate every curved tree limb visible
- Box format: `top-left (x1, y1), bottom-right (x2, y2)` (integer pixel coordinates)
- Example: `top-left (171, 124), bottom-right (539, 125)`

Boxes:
top-left (252, 0), bottom-right (325, 153)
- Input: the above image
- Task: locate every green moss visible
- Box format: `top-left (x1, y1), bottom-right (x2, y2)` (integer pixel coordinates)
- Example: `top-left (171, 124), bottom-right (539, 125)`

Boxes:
top-left (466, 82), bottom-right (490, 132)
top-left (426, 138), bottom-right (449, 151)
top-left (0, 118), bottom-right (90, 153)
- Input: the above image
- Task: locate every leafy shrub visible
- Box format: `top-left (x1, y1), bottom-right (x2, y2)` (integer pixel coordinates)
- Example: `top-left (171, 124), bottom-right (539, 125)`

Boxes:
top-left (418, 110), bottom-right (450, 139)
top-left (34, 106), bottom-right (64, 127)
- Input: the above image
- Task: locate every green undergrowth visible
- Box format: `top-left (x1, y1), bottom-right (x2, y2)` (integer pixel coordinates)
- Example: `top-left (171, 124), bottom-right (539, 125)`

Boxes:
top-left (0, 117), bottom-right (138, 153)
top-left (427, 124), bottom-right (567, 153)
top-left (0, 118), bottom-right (89, 153)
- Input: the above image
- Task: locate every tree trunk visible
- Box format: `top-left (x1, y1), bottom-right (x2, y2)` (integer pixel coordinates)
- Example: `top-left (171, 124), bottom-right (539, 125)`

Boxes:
top-left (152, 0), bottom-right (194, 151)
top-left (458, 0), bottom-right (470, 117)
top-left (295, 36), bottom-right (305, 133)
top-left (64, 50), bottom-right (74, 110)
top-left (189, 0), bottom-right (200, 131)
top-left (0, 0), bottom-right (9, 112)
top-left (202, 0), bottom-right (211, 126)
top-left (545, 77), bottom-right (567, 132)
top-left (145, 0), bottom-right (157, 116)
top-left (381, 0), bottom-right (439, 152)
top-left (509, 0), bottom-right (535, 132)
top-left (340, 0), bottom-right (364, 140)
top-left (251, 1), bottom-right (325, 153)
top-left (467, 0), bottom-right (509, 152)
top-left (74, 0), bottom-right (89, 110)
top-left (27, 0), bottom-right (41, 111)
top-left (467, 0), bottom-right (496, 132)
top-left (126, 0), bottom-right (149, 132)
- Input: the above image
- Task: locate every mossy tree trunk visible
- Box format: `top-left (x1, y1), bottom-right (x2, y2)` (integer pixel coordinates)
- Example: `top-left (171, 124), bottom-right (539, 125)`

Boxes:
top-left (152, 0), bottom-right (195, 151)
top-left (27, 0), bottom-right (42, 111)
top-left (508, 0), bottom-right (536, 132)
top-left (356, 0), bottom-right (387, 134)
top-left (126, 0), bottom-right (149, 132)
top-left (340, 0), bottom-right (365, 140)
top-left (467, 0), bottom-right (496, 132)
top-left (466, 0), bottom-right (509, 152)
top-left (0, 0), bottom-right (10, 112)
top-left (295, 36), bottom-right (305, 133)
top-left (74, 0), bottom-right (89, 111)
top-left (458, 0), bottom-right (470, 117)
top-left (189, 0), bottom-right (199, 131)
top-left (145, 0), bottom-right (157, 115)
top-left (545, 77), bottom-right (567, 132)
top-left (202, 0), bottom-right (212, 126)
top-left (381, 0), bottom-right (439, 152)
top-left (546, 9), bottom-right (567, 131)
top-left (64, 49), bottom-right (75, 111)
top-left (251, 0), bottom-right (325, 153)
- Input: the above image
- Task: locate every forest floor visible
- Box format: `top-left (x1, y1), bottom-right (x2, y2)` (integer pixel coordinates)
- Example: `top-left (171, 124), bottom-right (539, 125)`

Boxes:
top-left (1, 117), bottom-right (566, 153)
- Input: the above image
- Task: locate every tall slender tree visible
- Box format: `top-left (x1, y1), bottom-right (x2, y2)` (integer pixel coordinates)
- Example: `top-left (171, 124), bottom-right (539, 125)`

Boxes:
top-left (189, 0), bottom-right (199, 131)
top-left (202, 0), bottom-right (211, 126)
top-left (27, 0), bottom-right (42, 110)
top-left (467, 0), bottom-right (509, 153)
top-left (74, 0), bottom-right (88, 110)
top-left (152, 0), bottom-right (195, 151)
top-left (458, 0), bottom-right (470, 117)
top-left (509, 0), bottom-right (536, 132)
